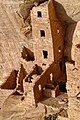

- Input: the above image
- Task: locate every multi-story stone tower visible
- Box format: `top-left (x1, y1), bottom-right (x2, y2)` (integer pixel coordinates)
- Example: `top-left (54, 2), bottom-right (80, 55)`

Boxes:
top-left (31, 0), bottom-right (65, 84)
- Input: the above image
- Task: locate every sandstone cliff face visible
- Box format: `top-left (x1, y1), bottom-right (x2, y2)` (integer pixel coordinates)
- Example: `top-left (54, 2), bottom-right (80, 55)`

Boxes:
top-left (54, 0), bottom-right (80, 62)
top-left (21, 0), bottom-right (80, 23)
top-left (0, 0), bottom-right (32, 84)
top-left (54, 0), bottom-right (80, 23)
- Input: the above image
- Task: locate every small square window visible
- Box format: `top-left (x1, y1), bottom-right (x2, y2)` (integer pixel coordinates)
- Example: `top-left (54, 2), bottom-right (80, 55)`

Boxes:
top-left (50, 73), bottom-right (53, 81)
top-left (58, 46), bottom-right (61, 53)
top-left (37, 11), bottom-right (42, 17)
top-left (57, 28), bottom-right (60, 34)
top-left (39, 84), bottom-right (41, 91)
top-left (40, 30), bottom-right (45, 37)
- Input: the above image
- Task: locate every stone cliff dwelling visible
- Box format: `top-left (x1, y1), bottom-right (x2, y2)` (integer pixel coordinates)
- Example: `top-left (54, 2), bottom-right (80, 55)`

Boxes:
top-left (0, 0), bottom-right (66, 106)
top-left (0, 0), bottom-right (80, 119)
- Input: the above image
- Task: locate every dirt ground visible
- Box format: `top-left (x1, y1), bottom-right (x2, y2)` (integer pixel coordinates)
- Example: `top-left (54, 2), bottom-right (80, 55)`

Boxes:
top-left (0, 93), bottom-right (68, 120)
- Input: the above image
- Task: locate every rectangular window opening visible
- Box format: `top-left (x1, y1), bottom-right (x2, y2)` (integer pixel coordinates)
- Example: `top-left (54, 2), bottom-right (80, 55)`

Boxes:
top-left (37, 11), bottom-right (42, 17)
top-left (40, 30), bottom-right (45, 37)
top-left (50, 73), bottom-right (53, 81)
top-left (43, 50), bottom-right (48, 59)
top-left (58, 46), bottom-right (61, 53)
top-left (39, 84), bottom-right (41, 91)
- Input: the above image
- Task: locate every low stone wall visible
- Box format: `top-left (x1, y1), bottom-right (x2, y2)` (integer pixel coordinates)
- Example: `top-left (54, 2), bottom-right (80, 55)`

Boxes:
top-left (43, 85), bottom-right (60, 98)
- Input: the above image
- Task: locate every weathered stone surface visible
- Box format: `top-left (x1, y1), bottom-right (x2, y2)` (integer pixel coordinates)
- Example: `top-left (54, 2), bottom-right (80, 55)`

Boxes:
top-left (66, 21), bottom-right (80, 120)
top-left (57, 116), bottom-right (69, 120)
top-left (65, 21), bottom-right (80, 61)
top-left (0, 0), bottom-right (33, 84)
top-left (54, 0), bottom-right (80, 23)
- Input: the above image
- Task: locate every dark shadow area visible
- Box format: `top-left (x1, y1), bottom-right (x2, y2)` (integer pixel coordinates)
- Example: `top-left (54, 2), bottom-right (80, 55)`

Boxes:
top-left (53, 1), bottom-right (76, 24)
top-left (1, 70), bottom-right (18, 89)
top-left (59, 82), bottom-right (67, 92)
top-left (13, 91), bottom-right (23, 95)
top-left (53, 0), bottom-right (77, 61)
top-left (53, 1), bottom-right (77, 96)
top-left (36, 64), bottom-right (43, 75)
top-left (25, 64), bottom-right (43, 82)
top-left (64, 23), bottom-right (77, 62)
top-left (45, 84), bottom-right (54, 90)
top-left (21, 46), bottom-right (34, 61)
top-left (76, 43), bottom-right (80, 48)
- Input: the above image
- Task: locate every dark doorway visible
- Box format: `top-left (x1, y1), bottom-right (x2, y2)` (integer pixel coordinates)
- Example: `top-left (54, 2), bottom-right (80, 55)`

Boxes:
top-left (59, 82), bottom-right (67, 92)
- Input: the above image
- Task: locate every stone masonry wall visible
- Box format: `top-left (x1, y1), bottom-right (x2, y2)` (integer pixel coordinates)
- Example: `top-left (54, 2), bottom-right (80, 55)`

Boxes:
top-left (48, 0), bottom-right (65, 62)
top-left (33, 61), bottom-right (64, 104)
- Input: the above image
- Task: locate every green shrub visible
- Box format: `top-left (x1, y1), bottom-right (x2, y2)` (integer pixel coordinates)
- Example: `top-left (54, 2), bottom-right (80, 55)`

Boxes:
top-left (44, 114), bottom-right (57, 120)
